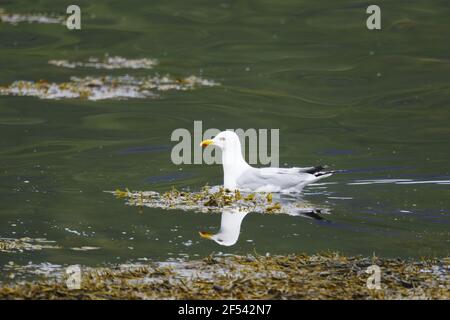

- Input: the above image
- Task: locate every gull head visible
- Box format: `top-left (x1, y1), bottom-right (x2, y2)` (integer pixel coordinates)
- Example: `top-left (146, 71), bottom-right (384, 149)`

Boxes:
top-left (199, 130), bottom-right (249, 190)
top-left (200, 130), bottom-right (241, 151)
top-left (198, 231), bottom-right (236, 246)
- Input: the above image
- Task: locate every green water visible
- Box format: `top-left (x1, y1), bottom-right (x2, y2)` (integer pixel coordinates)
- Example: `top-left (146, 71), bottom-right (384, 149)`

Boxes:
top-left (0, 0), bottom-right (449, 280)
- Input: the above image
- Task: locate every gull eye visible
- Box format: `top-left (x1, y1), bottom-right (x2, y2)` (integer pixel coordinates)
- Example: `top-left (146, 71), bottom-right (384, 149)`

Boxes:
top-left (219, 137), bottom-right (225, 141)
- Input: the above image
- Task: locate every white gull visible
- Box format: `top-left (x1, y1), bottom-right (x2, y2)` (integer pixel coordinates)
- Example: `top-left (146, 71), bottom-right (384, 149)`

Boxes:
top-left (200, 131), bottom-right (332, 193)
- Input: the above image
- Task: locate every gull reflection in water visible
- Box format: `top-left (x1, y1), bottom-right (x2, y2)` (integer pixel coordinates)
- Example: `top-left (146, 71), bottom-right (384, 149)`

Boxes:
top-left (199, 195), bottom-right (329, 246)
top-left (199, 208), bottom-right (250, 246)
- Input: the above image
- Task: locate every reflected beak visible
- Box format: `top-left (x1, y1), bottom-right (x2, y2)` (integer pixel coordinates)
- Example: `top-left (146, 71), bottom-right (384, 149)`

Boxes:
top-left (199, 231), bottom-right (213, 239)
top-left (200, 139), bottom-right (214, 148)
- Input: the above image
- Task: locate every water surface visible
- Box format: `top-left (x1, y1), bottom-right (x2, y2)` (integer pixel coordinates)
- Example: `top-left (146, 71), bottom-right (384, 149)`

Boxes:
top-left (0, 0), bottom-right (449, 281)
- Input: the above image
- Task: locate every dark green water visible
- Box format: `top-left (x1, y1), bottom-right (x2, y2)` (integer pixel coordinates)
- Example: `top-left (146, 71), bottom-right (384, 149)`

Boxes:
top-left (0, 0), bottom-right (449, 280)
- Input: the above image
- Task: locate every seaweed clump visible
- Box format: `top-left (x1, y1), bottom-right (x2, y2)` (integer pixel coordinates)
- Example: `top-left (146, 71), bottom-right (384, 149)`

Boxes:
top-left (0, 75), bottom-right (218, 101)
top-left (111, 186), bottom-right (321, 215)
top-left (0, 253), bottom-right (448, 300)
top-left (0, 8), bottom-right (64, 25)
top-left (0, 237), bottom-right (61, 253)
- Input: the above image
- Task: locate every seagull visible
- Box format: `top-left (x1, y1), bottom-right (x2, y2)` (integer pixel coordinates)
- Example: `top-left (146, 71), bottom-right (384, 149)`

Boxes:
top-left (200, 131), bottom-right (332, 193)
top-left (199, 208), bottom-right (249, 246)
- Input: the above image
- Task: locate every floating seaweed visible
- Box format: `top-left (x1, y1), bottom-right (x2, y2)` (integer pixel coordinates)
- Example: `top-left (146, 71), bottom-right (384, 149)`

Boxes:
top-left (48, 56), bottom-right (158, 70)
top-left (3, 261), bottom-right (62, 281)
top-left (0, 253), bottom-right (448, 299)
top-left (110, 186), bottom-right (330, 217)
top-left (0, 75), bottom-right (219, 101)
top-left (0, 237), bottom-right (61, 253)
top-left (0, 8), bottom-right (64, 25)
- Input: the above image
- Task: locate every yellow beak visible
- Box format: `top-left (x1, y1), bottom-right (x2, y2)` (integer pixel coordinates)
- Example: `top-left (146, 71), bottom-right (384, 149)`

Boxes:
top-left (200, 139), bottom-right (214, 147)
top-left (199, 231), bottom-right (213, 239)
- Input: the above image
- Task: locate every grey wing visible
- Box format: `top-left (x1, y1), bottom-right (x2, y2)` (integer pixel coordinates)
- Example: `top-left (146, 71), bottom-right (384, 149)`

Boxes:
top-left (237, 167), bottom-right (315, 190)
top-left (257, 166), bottom-right (326, 175)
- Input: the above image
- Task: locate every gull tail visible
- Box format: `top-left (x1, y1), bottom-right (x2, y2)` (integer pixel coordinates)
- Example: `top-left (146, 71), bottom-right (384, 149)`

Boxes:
top-left (308, 165), bottom-right (334, 183)
top-left (304, 165), bottom-right (326, 174)
top-left (305, 165), bottom-right (334, 178)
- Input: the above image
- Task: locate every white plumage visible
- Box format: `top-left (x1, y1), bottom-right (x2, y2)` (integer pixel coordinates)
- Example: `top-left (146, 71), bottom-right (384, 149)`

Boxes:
top-left (201, 131), bottom-right (332, 193)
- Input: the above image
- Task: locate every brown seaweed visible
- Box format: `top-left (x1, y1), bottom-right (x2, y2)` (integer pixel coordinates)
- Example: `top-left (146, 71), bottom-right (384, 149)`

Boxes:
top-left (110, 186), bottom-right (329, 216)
top-left (0, 253), bottom-right (448, 300)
